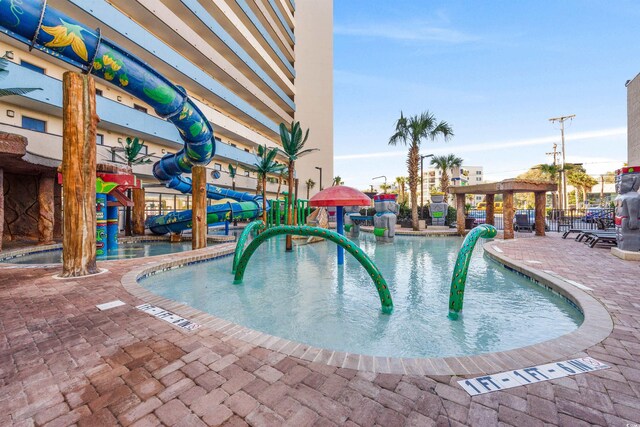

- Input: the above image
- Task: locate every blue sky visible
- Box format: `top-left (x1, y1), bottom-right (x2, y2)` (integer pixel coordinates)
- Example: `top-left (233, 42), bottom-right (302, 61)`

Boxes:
top-left (333, 0), bottom-right (639, 190)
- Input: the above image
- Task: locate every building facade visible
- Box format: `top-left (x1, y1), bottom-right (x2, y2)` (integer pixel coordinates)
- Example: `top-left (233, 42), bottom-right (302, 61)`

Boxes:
top-left (628, 73), bottom-right (640, 165)
top-left (0, 0), bottom-right (333, 219)
top-left (424, 165), bottom-right (484, 206)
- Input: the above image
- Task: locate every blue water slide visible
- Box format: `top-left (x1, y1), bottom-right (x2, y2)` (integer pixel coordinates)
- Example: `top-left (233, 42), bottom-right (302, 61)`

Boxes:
top-left (0, 0), bottom-right (266, 233)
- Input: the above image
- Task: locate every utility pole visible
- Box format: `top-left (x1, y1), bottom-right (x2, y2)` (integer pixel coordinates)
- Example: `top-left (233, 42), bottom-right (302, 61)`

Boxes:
top-left (549, 115), bottom-right (575, 210)
top-left (546, 143), bottom-right (561, 210)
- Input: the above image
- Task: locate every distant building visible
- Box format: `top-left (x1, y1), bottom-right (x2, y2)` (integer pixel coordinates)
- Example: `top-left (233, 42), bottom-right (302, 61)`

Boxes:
top-left (424, 165), bottom-right (484, 206)
top-left (628, 73), bottom-right (640, 165)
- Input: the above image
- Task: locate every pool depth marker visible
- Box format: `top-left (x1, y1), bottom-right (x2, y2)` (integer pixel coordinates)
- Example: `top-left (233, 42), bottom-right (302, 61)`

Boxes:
top-left (458, 357), bottom-right (609, 396)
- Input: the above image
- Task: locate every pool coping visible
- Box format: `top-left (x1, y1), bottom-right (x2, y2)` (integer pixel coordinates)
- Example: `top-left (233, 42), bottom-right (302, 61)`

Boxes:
top-left (120, 239), bottom-right (613, 376)
top-left (0, 234), bottom-right (235, 264)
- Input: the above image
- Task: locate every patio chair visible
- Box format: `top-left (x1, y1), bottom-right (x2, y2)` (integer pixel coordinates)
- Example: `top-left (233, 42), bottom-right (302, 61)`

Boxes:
top-left (514, 214), bottom-right (534, 232)
top-left (585, 232), bottom-right (617, 248)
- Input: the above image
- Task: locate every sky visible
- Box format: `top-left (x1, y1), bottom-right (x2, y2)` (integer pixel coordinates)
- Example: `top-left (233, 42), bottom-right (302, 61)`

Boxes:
top-left (332, 0), bottom-right (640, 190)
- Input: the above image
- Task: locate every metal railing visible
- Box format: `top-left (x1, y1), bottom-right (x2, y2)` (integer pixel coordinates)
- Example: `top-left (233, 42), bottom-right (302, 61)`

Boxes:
top-left (466, 208), bottom-right (615, 232)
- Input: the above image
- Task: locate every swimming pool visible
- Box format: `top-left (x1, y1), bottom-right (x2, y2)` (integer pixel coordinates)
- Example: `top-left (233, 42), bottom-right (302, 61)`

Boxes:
top-left (140, 234), bottom-right (583, 358)
top-left (1, 241), bottom-right (194, 264)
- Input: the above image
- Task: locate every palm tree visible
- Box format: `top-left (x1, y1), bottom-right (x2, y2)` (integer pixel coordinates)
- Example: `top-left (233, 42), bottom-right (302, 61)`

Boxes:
top-left (380, 183), bottom-right (391, 194)
top-left (278, 121), bottom-right (317, 251)
top-left (568, 171), bottom-right (597, 208)
top-left (252, 144), bottom-right (285, 222)
top-left (305, 178), bottom-right (316, 199)
top-left (538, 163), bottom-right (560, 209)
top-left (395, 176), bottom-right (407, 204)
top-left (389, 111), bottom-right (453, 230)
top-left (332, 176), bottom-right (343, 186)
top-left (0, 52), bottom-right (41, 97)
top-left (228, 163), bottom-right (237, 192)
top-left (114, 136), bottom-right (155, 236)
top-left (429, 154), bottom-right (463, 199)
top-left (276, 168), bottom-right (288, 200)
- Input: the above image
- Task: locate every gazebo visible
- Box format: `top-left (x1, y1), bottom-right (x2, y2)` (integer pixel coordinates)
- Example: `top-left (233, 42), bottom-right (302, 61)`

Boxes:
top-left (449, 179), bottom-right (557, 239)
top-left (309, 186), bottom-right (371, 264)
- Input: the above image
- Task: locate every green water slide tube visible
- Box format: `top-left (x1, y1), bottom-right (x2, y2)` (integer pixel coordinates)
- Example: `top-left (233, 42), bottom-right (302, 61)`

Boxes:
top-left (232, 220), bottom-right (265, 273)
top-left (448, 224), bottom-right (497, 320)
top-left (233, 225), bottom-right (394, 314)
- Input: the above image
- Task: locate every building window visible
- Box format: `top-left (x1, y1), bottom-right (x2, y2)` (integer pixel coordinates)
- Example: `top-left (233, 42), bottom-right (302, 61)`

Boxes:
top-left (476, 177), bottom-right (482, 181)
top-left (476, 170), bottom-right (482, 175)
top-left (214, 136), bottom-right (222, 142)
top-left (20, 60), bottom-right (45, 74)
top-left (230, 143), bottom-right (237, 148)
top-left (244, 148), bottom-right (250, 153)
top-left (139, 144), bottom-right (148, 155)
top-left (21, 116), bottom-right (46, 132)
top-left (96, 133), bottom-right (104, 145)
top-left (96, 89), bottom-right (103, 96)
top-left (214, 163), bottom-right (222, 171)
top-left (133, 104), bottom-right (148, 113)
top-left (244, 170), bottom-right (250, 177)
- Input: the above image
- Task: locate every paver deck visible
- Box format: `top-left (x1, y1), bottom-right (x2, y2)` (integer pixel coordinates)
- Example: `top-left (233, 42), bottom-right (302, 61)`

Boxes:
top-left (0, 234), bottom-right (639, 426)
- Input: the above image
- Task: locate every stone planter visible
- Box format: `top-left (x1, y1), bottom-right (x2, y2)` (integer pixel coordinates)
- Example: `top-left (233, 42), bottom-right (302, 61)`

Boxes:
top-left (431, 195), bottom-right (445, 203)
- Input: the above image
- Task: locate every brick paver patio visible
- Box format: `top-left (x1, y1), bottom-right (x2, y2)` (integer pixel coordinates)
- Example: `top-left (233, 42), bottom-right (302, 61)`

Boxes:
top-left (1, 234), bottom-right (639, 426)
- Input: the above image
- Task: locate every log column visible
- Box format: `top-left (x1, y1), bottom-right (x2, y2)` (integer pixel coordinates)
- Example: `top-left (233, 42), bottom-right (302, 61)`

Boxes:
top-left (61, 72), bottom-right (98, 277)
top-left (485, 194), bottom-right (495, 226)
top-left (0, 168), bottom-right (4, 251)
top-left (503, 191), bottom-right (515, 239)
top-left (38, 174), bottom-right (55, 244)
top-left (132, 187), bottom-right (146, 235)
top-left (456, 193), bottom-right (466, 235)
top-left (192, 166), bottom-right (207, 249)
top-left (534, 191), bottom-right (546, 236)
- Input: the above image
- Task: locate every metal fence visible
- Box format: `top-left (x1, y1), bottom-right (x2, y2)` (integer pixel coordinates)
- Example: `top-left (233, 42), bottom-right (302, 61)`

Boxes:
top-left (466, 208), bottom-right (615, 232)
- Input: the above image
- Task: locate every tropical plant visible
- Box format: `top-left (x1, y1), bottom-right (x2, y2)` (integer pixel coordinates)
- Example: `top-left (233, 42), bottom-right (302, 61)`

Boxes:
top-left (252, 144), bottom-right (285, 222)
top-left (389, 111), bottom-right (453, 230)
top-left (228, 163), bottom-right (237, 191)
top-left (537, 163), bottom-right (561, 209)
top-left (332, 176), bottom-right (343, 186)
top-left (278, 121), bottom-right (317, 250)
top-left (380, 183), bottom-right (391, 193)
top-left (113, 136), bottom-right (155, 236)
top-left (429, 154), bottom-right (463, 199)
top-left (305, 178), bottom-right (316, 199)
top-left (0, 52), bottom-right (41, 97)
top-left (276, 168), bottom-right (288, 200)
top-left (395, 176), bottom-right (407, 204)
top-left (114, 136), bottom-right (155, 166)
top-left (567, 170), bottom-right (598, 208)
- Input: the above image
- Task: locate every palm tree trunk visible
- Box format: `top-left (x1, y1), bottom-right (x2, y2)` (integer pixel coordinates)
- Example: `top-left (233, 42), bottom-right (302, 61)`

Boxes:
top-left (408, 144), bottom-right (420, 230)
top-left (286, 161), bottom-right (294, 251)
top-left (125, 189), bottom-right (132, 236)
top-left (276, 176), bottom-right (282, 200)
top-left (262, 176), bottom-right (267, 223)
top-left (306, 186), bottom-right (310, 199)
top-left (440, 172), bottom-right (449, 200)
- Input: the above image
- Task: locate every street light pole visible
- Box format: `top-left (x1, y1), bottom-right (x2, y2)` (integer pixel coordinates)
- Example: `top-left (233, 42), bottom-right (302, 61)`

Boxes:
top-left (315, 166), bottom-right (323, 190)
top-left (420, 154), bottom-right (434, 219)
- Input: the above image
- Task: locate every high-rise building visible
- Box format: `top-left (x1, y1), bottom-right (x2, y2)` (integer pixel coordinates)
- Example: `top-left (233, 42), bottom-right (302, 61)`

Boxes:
top-left (0, 0), bottom-right (333, 217)
top-left (424, 165), bottom-right (484, 206)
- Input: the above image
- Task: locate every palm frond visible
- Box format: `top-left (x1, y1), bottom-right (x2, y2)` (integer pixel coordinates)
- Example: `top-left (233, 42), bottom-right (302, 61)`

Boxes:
top-left (0, 87), bottom-right (41, 97)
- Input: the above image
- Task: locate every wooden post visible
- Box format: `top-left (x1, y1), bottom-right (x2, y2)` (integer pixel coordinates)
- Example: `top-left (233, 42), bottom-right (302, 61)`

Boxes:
top-left (0, 168), bottom-right (4, 251)
top-left (456, 193), bottom-right (466, 235)
top-left (534, 191), bottom-right (546, 236)
top-left (485, 194), bottom-right (495, 226)
top-left (61, 72), bottom-right (98, 277)
top-left (192, 166), bottom-right (207, 249)
top-left (38, 175), bottom-right (55, 244)
top-left (503, 191), bottom-right (515, 239)
top-left (132, 187), bottom-right (146, 235)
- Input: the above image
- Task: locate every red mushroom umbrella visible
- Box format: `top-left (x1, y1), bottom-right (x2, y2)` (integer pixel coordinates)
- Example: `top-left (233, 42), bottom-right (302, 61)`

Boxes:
top-left (309, 186), bottom-right (371, 265)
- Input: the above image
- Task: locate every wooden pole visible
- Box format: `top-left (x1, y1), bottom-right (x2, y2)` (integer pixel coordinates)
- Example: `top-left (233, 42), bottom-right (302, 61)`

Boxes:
top-left (503, 191), bottom-right (515, 240)
top-left (61, 72), bottom-right (98, 277)
top-left (192, 166), bottom-right (207, 249)
top-left (38, 175), bottom-right (55, 244)
top-left (132, 187), bottom-right (146, 235)
top-left (534, 191), bottom-right (546, 236)
top-left (485, 194), bottom-right (495, 226)
top-left (456, 193), bottom-right (466, 235)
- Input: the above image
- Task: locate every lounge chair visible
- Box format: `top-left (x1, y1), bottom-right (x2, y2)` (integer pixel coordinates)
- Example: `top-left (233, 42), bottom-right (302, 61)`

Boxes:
top-left (514, 214), bottom-right (534, 232)
top-left (577, 231), bottom-right (617, 248)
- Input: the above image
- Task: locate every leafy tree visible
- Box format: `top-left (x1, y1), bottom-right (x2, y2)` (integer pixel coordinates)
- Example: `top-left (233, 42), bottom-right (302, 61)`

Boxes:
top-left (0, 52), bottom-right (41, 97)
top-left (429, 154), bottom-right (463, 198)
top-left (252, 144), bottom-right (285, 222)
top-left (305, 178), bottom-right (316, 199)
top-left (389, 111), bottom-right (453, 230)
top-left (278, 121), bottom-right (317, 251)
top-left (332, 176), bottom-right (344, 186)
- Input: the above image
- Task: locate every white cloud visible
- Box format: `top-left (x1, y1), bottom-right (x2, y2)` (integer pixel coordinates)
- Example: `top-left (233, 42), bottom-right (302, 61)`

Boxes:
top-left (335, 127), bottom-right (627, 161)
top-left (334, 22), bottom-right (479, 44)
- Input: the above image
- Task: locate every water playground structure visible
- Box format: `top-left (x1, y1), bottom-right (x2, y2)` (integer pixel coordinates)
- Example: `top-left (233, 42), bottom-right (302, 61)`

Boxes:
top-left (0, 1), bottom-right (563, 326)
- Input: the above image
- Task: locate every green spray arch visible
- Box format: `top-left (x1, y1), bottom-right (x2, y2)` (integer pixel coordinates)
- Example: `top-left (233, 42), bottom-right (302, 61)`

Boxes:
top-left (233, 225), bottom-right (394, 314)
top-left (232, 220), bottom-right (265, 273)
top-left (448, 224), bottom-right (498, 319)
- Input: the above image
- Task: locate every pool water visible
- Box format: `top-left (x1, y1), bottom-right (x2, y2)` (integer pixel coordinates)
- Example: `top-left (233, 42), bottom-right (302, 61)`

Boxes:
top-left (2, 241), bottom-right (194, 264)
top-left (140, 234), bottom-right (583, 358)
